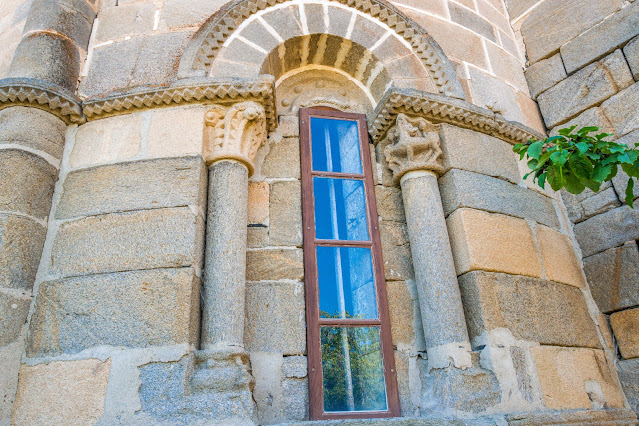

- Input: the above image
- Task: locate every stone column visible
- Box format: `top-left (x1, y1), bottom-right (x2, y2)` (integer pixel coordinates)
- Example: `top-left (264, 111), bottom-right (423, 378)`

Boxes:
top-left (384, 114), bottom-right (472, 370)
top-left (201, 101), bottom-right (267, 351)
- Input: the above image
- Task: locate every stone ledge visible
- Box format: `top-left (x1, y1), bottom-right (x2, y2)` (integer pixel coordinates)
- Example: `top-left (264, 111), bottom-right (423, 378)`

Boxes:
top-left (369, 88), bottom-right (544, 147)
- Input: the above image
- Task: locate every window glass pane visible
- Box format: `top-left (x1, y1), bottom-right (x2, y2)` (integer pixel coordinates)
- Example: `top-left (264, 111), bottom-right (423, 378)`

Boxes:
top-left (321, 327), bottom-right (388, 413)
top-left (313, 177), bottom-right (369, 241)
top-left (311, 117), bottom-right (362, 174)
top-left (317, 247), bottom-right (377, 319)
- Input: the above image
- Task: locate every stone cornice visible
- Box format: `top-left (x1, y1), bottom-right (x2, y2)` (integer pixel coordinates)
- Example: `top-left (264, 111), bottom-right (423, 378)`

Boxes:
top-left (83, 76), bottom-right (277, 132)
top-left (369, 88), bottom-right (544, 146)
top-left (0, 78), bottom-right (84, 124)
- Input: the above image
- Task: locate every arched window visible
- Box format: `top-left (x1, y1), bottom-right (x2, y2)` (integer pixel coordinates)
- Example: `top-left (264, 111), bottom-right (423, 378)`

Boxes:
top-left (300, 107), bottom-right (400, 420)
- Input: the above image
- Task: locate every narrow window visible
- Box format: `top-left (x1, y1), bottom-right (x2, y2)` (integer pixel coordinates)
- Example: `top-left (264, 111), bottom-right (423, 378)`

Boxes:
top-left (300, 108), bottom-right (400, 420)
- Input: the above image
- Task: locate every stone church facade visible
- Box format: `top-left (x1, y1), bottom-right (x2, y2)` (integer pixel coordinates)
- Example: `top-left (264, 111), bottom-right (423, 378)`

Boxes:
top-left (0, 0), bottom-right (638, 424)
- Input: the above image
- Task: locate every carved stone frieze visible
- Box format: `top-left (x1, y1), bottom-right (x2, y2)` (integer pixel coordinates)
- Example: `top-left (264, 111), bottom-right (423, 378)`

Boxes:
top-left (203, 101), bottom-right (267, 174)
top-left (369, 87), bottom-right (544, 147)
top-left (0, 78), bottom-right (84, 124)
top-left (384, 114), bottom-right (444, 182)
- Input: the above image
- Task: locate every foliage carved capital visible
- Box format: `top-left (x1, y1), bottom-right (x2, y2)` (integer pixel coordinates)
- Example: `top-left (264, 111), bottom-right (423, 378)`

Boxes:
top-left (384, 114), bottom-right (444, 183)
top-left (203, 101), bottom-right (267, 174)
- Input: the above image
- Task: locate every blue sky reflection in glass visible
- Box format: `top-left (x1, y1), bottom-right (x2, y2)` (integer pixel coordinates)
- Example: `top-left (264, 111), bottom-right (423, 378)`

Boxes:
top-left (314, 177), bottom-right (369, 241)
top-left (311, 117), bottom-right (362, 174)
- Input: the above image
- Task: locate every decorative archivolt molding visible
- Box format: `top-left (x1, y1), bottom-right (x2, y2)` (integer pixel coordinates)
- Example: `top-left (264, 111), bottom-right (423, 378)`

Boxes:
top-left (0, 78), bottom-right (84, 124)
top-left (203, 101), bottom-right (267, 175)
top-left (182, 0), bottom-right (465, 99)
top-left (83, 76), bottom-right (277, 132)
top-left (369, 88), bottom-right (544, 146)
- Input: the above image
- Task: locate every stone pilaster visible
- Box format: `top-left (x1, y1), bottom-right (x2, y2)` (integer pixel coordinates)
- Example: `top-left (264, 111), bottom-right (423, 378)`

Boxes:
top-left (384, 114), bottom-right (472, 370)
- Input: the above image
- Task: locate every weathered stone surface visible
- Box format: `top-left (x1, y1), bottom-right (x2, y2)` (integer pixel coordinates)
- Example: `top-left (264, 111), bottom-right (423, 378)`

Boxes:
top-left (282, 377), bottom-right (309, 421)
top-left (447, 208), bottom-right (542, 277)
top-left (581, 187), bottom-right (621, 219)
top-left (0, 149), bottom-right (56, 220)
top-left (380, 220), bottom-right (414, 281)
top-left (375, 186), bottom-right (405, 222)
top-left (146, 106), bottom-right (205, 158)
top-left (269, 180), bottom-right (302, 246)
top-left (260, 138), bottom-right (300, 179)
top-left (95, 2), bottom-right (155, 42)
top-left (438, 124), bottom-right (520, 185)
top-left (448, 2), bottom-right (496, 42)
top-left (530, 346), bottom-right (625, 409)
top-left (23, 0), bottom-right (95, 48)
top-left (393, 351), bottom-right (417, 417)
top-left (0, 288), bottom-right (31, 346)
top-left (560, 2), bottom-right (639, 74)
top-left (574, 205), bottom-right (639, 257)
top-left (246, 248), bottom-right (304, 281)
top-left (247, 225), bottom-right (268, 248)
top-left (0, 338), bottom-right (23, 423)
top-left (52, 207), bottom-right (203, 277)
top-left (0, 214), bottom-right (46, 290)
top-left (610, 308), bottom-right (639, 359)
top-left (524, 54), bottom-right (566, 99)
top-left (537, 50), bottom-right (633, 128)
top-left (278, 116), bottom-right (299, 138)
top-left (624, 35), bottom-right (639, 80)
top-left (159, 0), bottom-right (227, 29)
top-left (387, 280), bottom-right (416, 347)
top-left (251, 352), bottom-right (284, 424)
top-left (520, 0), bottom-right (623, 64)
top-left (601, 82), bottom-right (639, 137)
top-left (245, 281), bottom-right (305, 355)
top-left (504, 0), bottom-right (538, 20)
top-left (27, 268), bottom-right (200, 356)
top-left (282, 355), bottom-right (307, 378)
top-left (468, 67), bottom-right (524, 124)
top-left (536, 225), bottom-right (585, 288)
top-left (57, 157), bottom-right (206, 219)
top-left (439, 169), bottom-right (560, 229)
top-left (617, 358), bottom-right (639, 415)
top-left (0, 107), bottom-right (66, 159)
top-left (11, 359), bottom-right (111, 425)
top-left (484, 41), bottom-right (527, 92)
top-left (248, 181), bottom-right (269, 225)
top-left (550, 106), bottom-right (616, 137)
top-left (458, 271), bottom-right (600, 348)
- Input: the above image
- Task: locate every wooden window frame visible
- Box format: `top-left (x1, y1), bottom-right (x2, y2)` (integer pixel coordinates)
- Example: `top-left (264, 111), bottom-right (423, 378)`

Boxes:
top-left (299, 107), bottom-right (401, 420)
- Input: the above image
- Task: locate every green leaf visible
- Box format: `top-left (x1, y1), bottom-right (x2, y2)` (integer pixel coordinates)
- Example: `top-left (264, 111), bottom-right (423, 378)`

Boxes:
top-left (626, 178), bottom-right (635, 208)
top-left (547, 166), bottom-right (565, 191)
top-left (577, 126), bottom-right (599, 135)
top-left (564, 172), bottom-right (586, 194)
top-left (605, 164), bottom-right (618, 181)
top-left (558, 126), bottom-right (577, 136)
top-left (550, 150), bottom-right (570, 166)
top-left (527, 159), bottom-right (539, 170)
top-left (538, 172), bottom-right (547, 189)
top-left (592, 163), bottom-right (611, 183)
top-left (568, 154), bottom-right (593, 179)
top-left (621, 163), bottom-right (639, 178)
top-left (583, 179), bottom-right (601, 192)
top-left (575, 142), bottom-right (589, 153)
top-left (527, 141), bottom-right (544, 160)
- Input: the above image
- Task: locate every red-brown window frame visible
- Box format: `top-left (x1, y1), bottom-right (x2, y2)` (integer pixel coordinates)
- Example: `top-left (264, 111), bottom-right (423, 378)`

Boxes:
top-left (299, 107), bottom-right (401, 420)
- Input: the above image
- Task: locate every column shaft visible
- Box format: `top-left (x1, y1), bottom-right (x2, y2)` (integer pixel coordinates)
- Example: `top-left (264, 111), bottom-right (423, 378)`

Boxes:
top-left (202, 160), bottom-right (249, 350)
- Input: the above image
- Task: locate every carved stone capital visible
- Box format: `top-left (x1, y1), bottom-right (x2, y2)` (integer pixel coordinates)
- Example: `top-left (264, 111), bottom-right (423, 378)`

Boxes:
top-left (384, 114), bottom-right (444, 183)
top-left (203, 101), bottom-right (267, 174)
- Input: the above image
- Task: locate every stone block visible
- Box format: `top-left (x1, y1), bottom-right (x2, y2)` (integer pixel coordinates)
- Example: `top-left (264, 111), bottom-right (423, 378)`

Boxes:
top-left (459, 271), bottom-right (600, 348)
top-left (380, 220), bottom-right (414, 281)
top-left (350, 14), bottom-right (390, 50)
top-left (278, 116), bottom-right (299, 138)
top-left (282, 355), bottom-right (307, 378)
top-left (560, 2), bottom-right (639, 74)
top-left (536, 225), bottom-right (585, 288)
top-left (261, 138), bottom-right (300, 179)
top-left (617, 359), bottom-right (639, 415)
top-left (447, 208), bottom-right (542, 277)
top-left (439, 124), bottom-right (520, 184)
top-left (57, 156), bottom-right (206, 219)
top-left (248, 181), bottom-right (269, 225)
top-left (549, 107), bottom-right (615, 138)
top-left (393, 0), bottom-right (448, 18)
top-left (27, 268), bottom-right (200, 356)
top-left (530, 346), bottom-right (625, 410)
top-left (439, 169), bottom-right (560, 229)
top-left (611, 131), bottom-right (639, 203)
top-left (601, 82), bottom-right (639, 137)
top-left (0, 288), bottom-right (31, 346)
top-left (0, 149), bottom-right (56, 220)
top-left (498, 30), bottom-right (520, 59)
top-left (448, 2), bottom-right (496, 42)
top-left (0, 107), bottom-right (66, 159)
top-left (610, 308), bottom-right (639, 359)
top-left (95, 2), bottom-right (156, 42)
top-left (245, 281), bottom-right (306, 355)
top-left (269, 181), bottom-right (302, 246)
top-left (468, 67), bottom-right (525, 124)
top-left (8, 32), bottom-right (81, 91)
top-left (146, 106), bottom-right (205, 158)
top-left (581, 187), bottom-right (621, 218)
top-left (0, 214), bottom-right (46, 290)
top-left (624, 35), bottom-right (639, 80)
top-left (23, 0), bottom-right (95, 48)
top-left (247, 226), bottom-right (268, 248)
top-left (387, 280), bottom-right (416, 347)
top-left (282, 377), bottom-right (309, 420)
top-left (246, 248), bottom-right (304, 281)
top-left (70, 113), bottom-right (143, 169)
top-left (0, 338), bottom-right (23, 422)
top-left (504, 0), bottom-right (539, 20)
top-left (11, 359), bottom-right (111, 425)
top-left (485, 40), bottom-right (527, 92)
top-left (476, 0), bottom-right (510, 34)
top-left (520, 0), bottom-right (623, 64)
top-left (159, 0), bottom-right (227, 30)
top-left (515, 91), bottom-right (546, 134)
top-left (375, 186), bottom-right (405, 222)
top-left (524, 54), bottom-right (566, 99)
top-left (261, 6), bottom-right (303, 42)
top-left (574, 205), bottom-right (639, 257)
top-left (52, 207), bottom-right (203, 277)
top-left (538, 50), bottom-right (634, 128)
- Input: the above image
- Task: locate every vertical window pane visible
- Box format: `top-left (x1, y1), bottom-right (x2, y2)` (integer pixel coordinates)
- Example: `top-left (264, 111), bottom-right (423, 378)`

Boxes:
top-left (321, 327), bottom-right (388, 413)
top-left (314, 177), bottom-right (369, 241)
top-left (317, 247), bottom-right (377, 319)
top-left (311, 117), bottom-right (362, 174)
